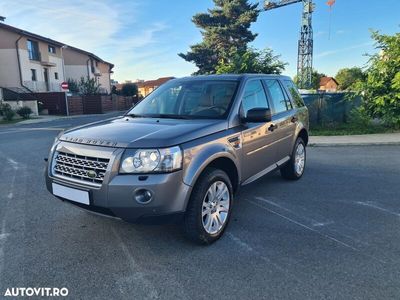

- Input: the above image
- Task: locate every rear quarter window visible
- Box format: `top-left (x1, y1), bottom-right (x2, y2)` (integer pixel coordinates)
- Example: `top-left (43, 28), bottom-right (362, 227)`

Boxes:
top-left (283, 80), bottom-right (305, 108)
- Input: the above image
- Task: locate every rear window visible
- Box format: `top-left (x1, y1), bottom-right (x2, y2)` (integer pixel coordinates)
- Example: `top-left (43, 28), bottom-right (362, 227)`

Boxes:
top-left (283, 80), bottom-right (305, 108)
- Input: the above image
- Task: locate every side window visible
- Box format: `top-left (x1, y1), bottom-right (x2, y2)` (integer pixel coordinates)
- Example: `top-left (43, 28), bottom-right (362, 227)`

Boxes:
top-left (264, 79), bottom-right (290, 114)
top-left (283, 80), bottom-right (305, 108)
top-left (241, 80), bottom-right (269, 116)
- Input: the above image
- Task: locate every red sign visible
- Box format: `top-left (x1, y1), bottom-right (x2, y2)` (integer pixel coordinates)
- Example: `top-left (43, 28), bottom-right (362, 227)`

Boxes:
top-left (61, 82), bottom-right (69, 90)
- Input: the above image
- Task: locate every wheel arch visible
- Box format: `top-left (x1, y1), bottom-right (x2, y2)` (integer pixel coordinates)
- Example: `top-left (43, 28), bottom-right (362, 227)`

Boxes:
top-left (183, 149), bottom-right (240, 195)
top-left (297, 128), bottom-right (309, 146)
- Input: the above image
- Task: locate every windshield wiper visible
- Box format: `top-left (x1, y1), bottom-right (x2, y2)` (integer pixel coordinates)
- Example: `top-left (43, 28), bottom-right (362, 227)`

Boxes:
top-left (145, 114), bottom-right (192, 120)
top-left (125, 113), bottom-right (146, 118)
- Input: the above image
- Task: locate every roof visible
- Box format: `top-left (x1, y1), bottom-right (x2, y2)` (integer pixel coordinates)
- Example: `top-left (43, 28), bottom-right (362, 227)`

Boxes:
top-left (136, 77), bottom-right (175, 88)
top-left (320, 76), bottom-right (339, 86)
top-left (0, 22), bottom-right (113, 68)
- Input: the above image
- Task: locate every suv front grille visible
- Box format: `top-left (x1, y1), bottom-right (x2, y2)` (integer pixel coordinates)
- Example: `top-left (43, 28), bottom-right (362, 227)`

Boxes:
top-left (53, 151), bottom-right (110, 185)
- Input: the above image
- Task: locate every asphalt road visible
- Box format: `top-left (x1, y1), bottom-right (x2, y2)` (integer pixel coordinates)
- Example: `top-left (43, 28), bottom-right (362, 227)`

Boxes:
top-left (1, 115), bottom-right (400, 299)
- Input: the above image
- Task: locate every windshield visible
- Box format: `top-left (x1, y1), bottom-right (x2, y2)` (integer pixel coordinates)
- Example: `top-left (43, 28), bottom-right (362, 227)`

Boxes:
top-left (127, 79), bottom-right (239, 119)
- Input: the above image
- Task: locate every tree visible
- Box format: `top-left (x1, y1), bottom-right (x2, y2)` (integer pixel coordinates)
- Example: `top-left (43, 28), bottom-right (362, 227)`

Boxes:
top-left (294, 70), bottom-right (326, 90)
top-left (216, 48), bottom-right (286, 74)
top-left (78, 77), bottom-right (101, 95)
top-left (67, 78), bottom-right (79, 93)
top-left (354, 31), bottom-right (400, 128)
top-left (335, 67), bottom-right (365, 90)
top-left (179, 0), bottom-right (259, 74)
top-left (121, 83), bottom-right (138, 97)
top-left (111, 85), bottom-right (119, 95)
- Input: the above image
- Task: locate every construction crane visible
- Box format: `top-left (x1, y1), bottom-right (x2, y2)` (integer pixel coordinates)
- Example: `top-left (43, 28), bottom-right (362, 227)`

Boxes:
top-left (263, 0), bottom-right (314, 89)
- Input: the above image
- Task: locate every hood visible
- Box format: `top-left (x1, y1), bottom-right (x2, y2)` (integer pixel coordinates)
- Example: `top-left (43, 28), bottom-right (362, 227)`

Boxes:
top-left (60, 116), bottom-right (227, 148)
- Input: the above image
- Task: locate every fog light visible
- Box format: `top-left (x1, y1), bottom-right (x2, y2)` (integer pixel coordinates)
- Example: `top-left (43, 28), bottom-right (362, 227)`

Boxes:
top-left (134, 189), bottom-right (153, 204)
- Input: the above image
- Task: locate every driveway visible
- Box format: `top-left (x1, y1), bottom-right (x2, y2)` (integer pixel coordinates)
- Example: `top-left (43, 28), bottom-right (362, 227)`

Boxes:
top-left (0, 115), bottom-right (399, 299)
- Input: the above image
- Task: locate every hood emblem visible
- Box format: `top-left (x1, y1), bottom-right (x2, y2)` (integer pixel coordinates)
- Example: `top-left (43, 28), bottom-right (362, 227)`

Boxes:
top-left (87, 170), bottom-right (97, 178)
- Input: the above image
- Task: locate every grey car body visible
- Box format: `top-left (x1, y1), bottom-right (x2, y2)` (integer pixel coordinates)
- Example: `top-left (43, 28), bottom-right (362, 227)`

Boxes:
top-left (45, 74), bottom-right (309, 241)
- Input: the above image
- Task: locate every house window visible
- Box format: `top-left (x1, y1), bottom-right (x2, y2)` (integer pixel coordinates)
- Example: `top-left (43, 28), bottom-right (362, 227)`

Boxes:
top-left (27, 40), bottom-right (40, 61)
top-left (54, 72), bottom-right (59, 80)
top-left (31, 69), bottom-right (37, 81)
top-left (48, 45), bottom-right (56, 54)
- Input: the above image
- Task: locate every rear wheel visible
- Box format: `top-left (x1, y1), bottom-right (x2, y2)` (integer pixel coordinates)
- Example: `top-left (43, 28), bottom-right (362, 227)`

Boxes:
top-left (183, 168), bottom-right (233, 245)
top-left (280, 137), bottom-right (306, 180)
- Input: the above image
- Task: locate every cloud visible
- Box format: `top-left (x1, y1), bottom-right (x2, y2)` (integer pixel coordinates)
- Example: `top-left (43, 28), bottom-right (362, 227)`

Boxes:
top-left (315, 42), bottom-right (374, 58)
top-left (0, 0), bottom-right (170, 81)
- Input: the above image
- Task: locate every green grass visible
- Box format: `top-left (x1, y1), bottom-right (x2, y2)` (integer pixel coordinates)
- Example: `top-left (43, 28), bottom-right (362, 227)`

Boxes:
top-left (0, 118), bottom-right (24, 125)
top-left (310, 123), bottom-right (399, 136)
top-left (0, 116), bottom-right (39, 125)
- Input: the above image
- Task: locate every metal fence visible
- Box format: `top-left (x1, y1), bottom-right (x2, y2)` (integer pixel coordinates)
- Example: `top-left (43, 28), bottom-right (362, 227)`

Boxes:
top-left (301, 92), bottom-right (361, 127)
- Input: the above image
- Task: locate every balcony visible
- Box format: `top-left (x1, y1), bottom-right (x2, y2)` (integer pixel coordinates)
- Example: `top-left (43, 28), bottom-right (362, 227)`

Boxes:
top-left (28, 50), bottom-right (41, 61)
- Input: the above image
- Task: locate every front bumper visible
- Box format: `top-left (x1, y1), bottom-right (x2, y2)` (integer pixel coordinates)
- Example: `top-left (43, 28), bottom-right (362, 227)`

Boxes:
top-left (45, 141), bottom-right (192, 223)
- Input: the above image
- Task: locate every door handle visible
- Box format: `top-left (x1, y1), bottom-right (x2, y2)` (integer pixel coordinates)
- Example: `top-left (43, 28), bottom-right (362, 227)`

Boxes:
top-left (291, 116), bottom-right (298, 123)
top-left (268, 124), bottom-right (278, 132)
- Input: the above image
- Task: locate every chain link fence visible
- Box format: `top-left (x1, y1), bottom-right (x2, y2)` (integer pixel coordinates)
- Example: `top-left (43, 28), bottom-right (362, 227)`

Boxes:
top-left (301, 92), bottom-right (361, 127)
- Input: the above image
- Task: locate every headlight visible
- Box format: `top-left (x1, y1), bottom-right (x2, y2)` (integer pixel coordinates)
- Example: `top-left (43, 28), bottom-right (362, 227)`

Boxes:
top-left (119, 146), bottom-right (182, 174)
top-left (51, 131), bottom-right (64, 151)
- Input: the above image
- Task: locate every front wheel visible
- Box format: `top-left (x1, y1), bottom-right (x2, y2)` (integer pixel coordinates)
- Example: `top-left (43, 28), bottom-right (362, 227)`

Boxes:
top-left (280, 137), bottom-right (306, 180)
top-left (183, 168), bottom-right (233, 245)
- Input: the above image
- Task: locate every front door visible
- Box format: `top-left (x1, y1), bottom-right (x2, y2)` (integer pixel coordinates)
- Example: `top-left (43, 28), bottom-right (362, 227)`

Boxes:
top-left (263, 79), bottom-right (296, 162)
top-left (43, 68), bottom-right (49, 91)
top-left (240, 80), bottom-right (280, 183)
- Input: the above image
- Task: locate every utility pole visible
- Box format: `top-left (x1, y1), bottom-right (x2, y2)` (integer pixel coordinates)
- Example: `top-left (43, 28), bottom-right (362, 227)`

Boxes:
top-left (263, 0), bottom-right (314, 89)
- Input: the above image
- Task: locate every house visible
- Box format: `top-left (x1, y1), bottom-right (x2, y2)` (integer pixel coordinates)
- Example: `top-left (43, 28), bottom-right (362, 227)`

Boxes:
top-left (63, 46), bottom-right (114, 94)
top-left (0, 22), bottom-right (113, 93)
top-left (136, 77), bottom-right (175, 97)
top-left (319, 76), bottom-right (339, 92)
top-left (0, 23), bottom-right (65, 92)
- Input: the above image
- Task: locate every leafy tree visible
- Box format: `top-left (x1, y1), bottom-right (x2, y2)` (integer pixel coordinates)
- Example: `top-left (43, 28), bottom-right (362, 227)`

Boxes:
top-left (0, 103), bottom-right (15, 121)
top-left (179, 0), bottom-right (259, 74)
top-left (111, 85), bottom-right (119, 95)
top-left (78, 77), bottom-right (101, 95)
top-left (16, 106), bottom-right (32, 119)
top-left (294, 70), bottom-right (326, 90)
top-left (335, 67), bottom-right (365, 90)
top-left (354, 31), bottom-right (400, 128)
top-left (67, 78), bottom-right (79, 93)
top-left (216, 48), bottom-right (286, 74)
top-left (121, 83), bottom-right (138, 97)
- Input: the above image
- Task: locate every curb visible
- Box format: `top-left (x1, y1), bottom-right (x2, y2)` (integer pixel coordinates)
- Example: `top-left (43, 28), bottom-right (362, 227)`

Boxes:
top-left (309, 142), bottom-right (400, 147)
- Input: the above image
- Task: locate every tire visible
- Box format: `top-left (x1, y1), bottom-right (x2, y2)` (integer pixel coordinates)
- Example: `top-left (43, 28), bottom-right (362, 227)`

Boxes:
top-left (183, 168), bottom-right (233, 245)
top-left (280, 137), bottom-right (306, 180)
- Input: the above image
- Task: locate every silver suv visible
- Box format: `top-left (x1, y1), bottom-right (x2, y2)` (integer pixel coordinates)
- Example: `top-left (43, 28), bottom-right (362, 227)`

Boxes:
top-left (45, 74), bottom-right (309, 244)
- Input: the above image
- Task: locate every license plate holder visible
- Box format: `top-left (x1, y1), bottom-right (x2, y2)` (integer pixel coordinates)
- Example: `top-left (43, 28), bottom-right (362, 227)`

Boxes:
top-left (52, 183), bottom-right (90, 205)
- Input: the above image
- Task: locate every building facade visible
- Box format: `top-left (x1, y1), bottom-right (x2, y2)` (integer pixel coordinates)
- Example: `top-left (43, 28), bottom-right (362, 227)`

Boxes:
top-left (319, 77), bottom-right (339, 92)
top-left (136, 77), bottom-right (175, 97)
top-left (0, 23), bottom-right (113, 94)
top-left (63, 46), bottom-right (113, 94)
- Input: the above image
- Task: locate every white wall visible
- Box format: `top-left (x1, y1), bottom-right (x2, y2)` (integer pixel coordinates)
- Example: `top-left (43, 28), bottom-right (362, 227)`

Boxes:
top-left (4, 100), bottom-right (39, 116)
top-left (18, 49), bottom-right (64, 92)
top-left (97, 73), bottom-right (111, 93)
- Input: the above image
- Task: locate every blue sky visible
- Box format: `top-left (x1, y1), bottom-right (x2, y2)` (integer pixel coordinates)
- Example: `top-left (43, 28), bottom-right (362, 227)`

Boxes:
top-left (1, 0), bottom-right (399, 82)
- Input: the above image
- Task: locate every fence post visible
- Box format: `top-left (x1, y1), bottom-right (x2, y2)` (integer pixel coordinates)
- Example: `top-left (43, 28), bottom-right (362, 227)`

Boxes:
top-left (64, 92), bottom-right (69, 116)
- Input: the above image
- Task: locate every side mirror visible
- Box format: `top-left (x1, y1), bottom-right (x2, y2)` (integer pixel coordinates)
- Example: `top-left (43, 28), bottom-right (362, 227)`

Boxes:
top-left (242, 108), bottom-right (272, 123)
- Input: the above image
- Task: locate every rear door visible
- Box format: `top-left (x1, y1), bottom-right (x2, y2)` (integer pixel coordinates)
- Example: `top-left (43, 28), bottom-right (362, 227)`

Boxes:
top-left (240, 80), bottom-right (280, 182)
top-left (263, 79), bottom-right (296, 162)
